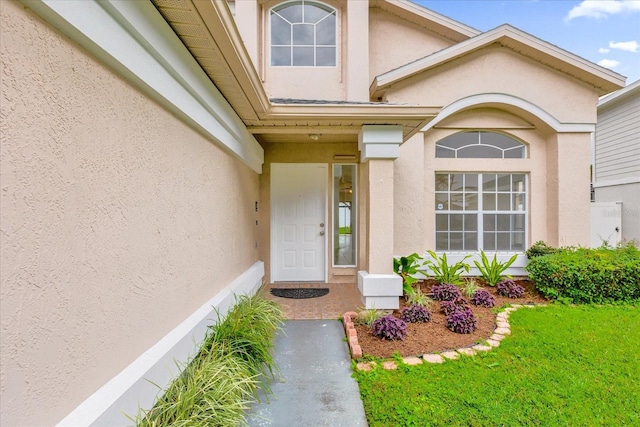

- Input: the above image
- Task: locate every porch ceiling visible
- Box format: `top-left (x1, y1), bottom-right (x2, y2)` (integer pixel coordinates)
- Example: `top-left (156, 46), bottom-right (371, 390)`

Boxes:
top-left (151, 0), bottom-right (439, 146)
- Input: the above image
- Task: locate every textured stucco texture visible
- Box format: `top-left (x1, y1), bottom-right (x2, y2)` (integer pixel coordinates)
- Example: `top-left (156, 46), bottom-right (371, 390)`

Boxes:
top-left (1, 2), bottom-right (259, 425)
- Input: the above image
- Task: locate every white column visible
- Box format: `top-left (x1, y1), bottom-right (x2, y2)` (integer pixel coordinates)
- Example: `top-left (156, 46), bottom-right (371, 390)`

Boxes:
top-left (357, 125), bottom-right (403, 309)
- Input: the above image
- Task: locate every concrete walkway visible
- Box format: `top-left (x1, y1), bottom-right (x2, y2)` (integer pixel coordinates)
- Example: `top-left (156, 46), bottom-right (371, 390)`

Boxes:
top-left (246, 320), bottom-right (368, 427)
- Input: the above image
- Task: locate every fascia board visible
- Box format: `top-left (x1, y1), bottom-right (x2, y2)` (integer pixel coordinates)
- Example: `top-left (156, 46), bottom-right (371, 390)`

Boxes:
top-left (598, 79), bottom-right (640, 110)
top-left (266, 104), bottom-right (440, 120)
top-left (377, 0), bottom-right (480, 39)
top-left (371, 25), bottom-right (625, 99)
top-left (22, 0), bottom-right (264, 173)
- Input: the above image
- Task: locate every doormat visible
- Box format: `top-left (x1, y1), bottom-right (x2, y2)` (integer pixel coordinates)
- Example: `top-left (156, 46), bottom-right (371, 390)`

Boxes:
top-left (270, 288), bottom-right (330, 299)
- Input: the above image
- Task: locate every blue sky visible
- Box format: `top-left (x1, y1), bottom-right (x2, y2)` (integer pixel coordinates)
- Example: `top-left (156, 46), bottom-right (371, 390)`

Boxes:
top-left (413, 0), bottom-right (640, 85)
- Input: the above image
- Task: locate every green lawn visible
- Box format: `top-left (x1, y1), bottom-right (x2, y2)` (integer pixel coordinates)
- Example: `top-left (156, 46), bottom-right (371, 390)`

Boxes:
top-left (355, 305), bottom-right (640, 426)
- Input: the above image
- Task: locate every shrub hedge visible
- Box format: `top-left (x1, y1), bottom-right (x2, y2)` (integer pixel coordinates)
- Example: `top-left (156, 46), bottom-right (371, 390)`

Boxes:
top-left (526, 243), bottom-right (640, 303)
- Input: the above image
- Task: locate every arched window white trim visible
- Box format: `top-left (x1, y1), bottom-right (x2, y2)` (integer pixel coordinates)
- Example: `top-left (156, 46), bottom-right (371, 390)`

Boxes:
top-left (270, 0), bottom-right (337, 67)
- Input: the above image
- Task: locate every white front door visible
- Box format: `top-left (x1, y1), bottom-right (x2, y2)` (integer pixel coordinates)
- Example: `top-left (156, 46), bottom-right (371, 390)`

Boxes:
top-left (271, 164), bottom-right (327, 282)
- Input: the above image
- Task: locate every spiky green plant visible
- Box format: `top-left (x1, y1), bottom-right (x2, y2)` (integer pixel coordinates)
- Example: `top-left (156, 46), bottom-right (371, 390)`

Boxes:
top-left (473, 250), bottom-right (519, 286)
top-left (356, 307), bottom-right (384, 327)
top-left (460, 278), bottom-right (481, 297)
top-left (405, 287), bottom-right (433, 307)
top-left (424, 250), bottom-right (471, 285)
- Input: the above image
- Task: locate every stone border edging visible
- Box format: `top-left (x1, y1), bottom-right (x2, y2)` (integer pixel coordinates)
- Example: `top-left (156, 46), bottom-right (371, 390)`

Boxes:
top-left (344, 304), bottom-right (546, 371)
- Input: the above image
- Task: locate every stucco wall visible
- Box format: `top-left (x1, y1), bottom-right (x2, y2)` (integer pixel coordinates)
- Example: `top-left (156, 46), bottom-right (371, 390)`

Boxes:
top-left (369, 8), bottom-right (454, 81)
top-left (384, 45), bottom-right (600, 123)
top-left (0, 2), bottom-right (259, 425)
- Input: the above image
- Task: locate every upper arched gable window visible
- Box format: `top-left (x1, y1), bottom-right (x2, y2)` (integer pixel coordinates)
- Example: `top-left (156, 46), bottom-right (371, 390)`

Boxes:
top-left (270, 1), bottom-right (336, 67)
top-left (436, 131), bottom-right (526, 159)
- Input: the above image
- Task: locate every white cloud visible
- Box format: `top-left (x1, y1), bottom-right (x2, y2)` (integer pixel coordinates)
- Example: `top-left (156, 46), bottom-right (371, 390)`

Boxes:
top-left (566, 0), bottom-right (640, 21)
top-left (598, 59), bottom-right (621, 68)
top-left (599, 47), bottom-right (611, 53)
top-left (609, 40), bottom-right (639, 52)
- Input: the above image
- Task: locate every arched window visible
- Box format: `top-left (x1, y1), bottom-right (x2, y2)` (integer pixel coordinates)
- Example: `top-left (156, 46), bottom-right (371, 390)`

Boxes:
top-left (270, 1), bottom-right (336, 67)
top-left (436, 131), bottom-right (526, 159)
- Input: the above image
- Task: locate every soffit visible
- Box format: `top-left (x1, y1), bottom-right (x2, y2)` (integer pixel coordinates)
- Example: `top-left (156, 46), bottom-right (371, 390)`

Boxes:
top-left (371, 25), bottom-right (626, 99)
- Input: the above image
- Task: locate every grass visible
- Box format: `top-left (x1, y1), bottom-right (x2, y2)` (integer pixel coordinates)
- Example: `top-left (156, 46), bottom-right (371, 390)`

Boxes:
top-left (355, 304), bottom-right (640, 426)
top-left (134, 294), bottom-right (284, 427)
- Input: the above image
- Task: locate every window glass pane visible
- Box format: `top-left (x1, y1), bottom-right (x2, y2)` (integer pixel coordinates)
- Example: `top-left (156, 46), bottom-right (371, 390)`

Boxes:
top-left (464, 174), bottom-right (478, 191)
top-left (436, 146), bottom-right (455, 158)
top-left (316, 47), bottom-right (335, 66)
top-left (483, 132), bottom-right (522, 150)
top-left (316, 14), bottom-right (336, 44)
top-left (512, 232), bottom-right (525, 250)
top-left (435, 174), bottom-right (449, 191)
top-left (276, 4), bottom-right (302, 23)
top-left (271, 46), bottom-right (291, 66)
top-left (512, 214), bottom-right (526, 232)
top-left (498, 193), bottom-right (511, 210)
top-left (333, 165), bottom-right (356, 266)
top-left (496, 233), bottom-right (510, 251)
top-left (450, 193), bottom-right (464, 210)
top-left (464, 233), bottom-right (477, 251)
top-left (436, 232), bottom-right (449, 250)
top-left (436, 214), bottom-right (448, 231)
top-left (450, 214), bottom-right (463, 231)
top-left (466, 193), bottom-right (478, 210)
top-left (483, 174), bottom-right (497, 191)
top-left (271, 14), bottom-right (291, 44)
top-left (303, 3), bottom-right (330, 23)
top-left (504, 147), bottom-right (525, 158)
top-left (293, 24), bottom-right (314, 45)
top-left (458, 145), bottom-right (502, 158)
top-left (496, 214), bottom-right (510, 231)
top-left (513, 193), bottom-right (526, 211)
top-left (484, 233), bottom-right (496, 251)
top-left (512, 174), bottom-right (526, 192)
top-left (292, 46), bottom-right (314, 65)
top-left (450, 174), bottom-right (463, 191)
top-left (464, 214), bottom-right (477, 231)
top-left (484, 214), bottom-right (496, 231)
top-left (483, 193), bottom-right (496, 211)
top-left (450, 233), bottom-right (463, 250)
top-left (497, 174), bottom-right (511, 191)
top-left (435, 193), bottom-right (448, 210)
top-left (438, 132), bottom-right (478, 150)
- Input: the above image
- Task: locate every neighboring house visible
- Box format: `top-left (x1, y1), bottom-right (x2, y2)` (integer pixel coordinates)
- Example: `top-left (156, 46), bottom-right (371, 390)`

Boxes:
top-left (593, 79), bottom-right (640, 244)
top-left (0, 0), bottom-right (625, 425)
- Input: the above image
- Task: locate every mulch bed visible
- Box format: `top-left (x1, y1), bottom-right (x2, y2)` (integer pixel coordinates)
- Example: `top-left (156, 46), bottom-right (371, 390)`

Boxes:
top-left (355, 278), bottom-right (547, 359)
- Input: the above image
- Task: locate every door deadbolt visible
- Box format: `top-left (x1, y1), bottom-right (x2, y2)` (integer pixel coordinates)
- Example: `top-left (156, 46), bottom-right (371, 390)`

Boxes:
top-left (319, 231), bottom-right (325, 236)
top-left (320, 223), bottom-right (325, 227)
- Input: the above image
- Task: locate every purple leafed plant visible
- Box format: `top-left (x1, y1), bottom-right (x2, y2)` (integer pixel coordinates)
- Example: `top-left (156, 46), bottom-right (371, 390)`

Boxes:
top-left (372, 315), bottom-right (408, 341)
top-left (471, 289), bottom-right (495, 308)
top-left (400, 304), bottom-right (432, 323)
top-left (431, 283), bottom-right (461, 301)
top-left (440, 296), bottom-right (469, 316)
top-left (497, 279), bottom-right (525, 298)
top-left (445, 306), bottom-right (477, 334)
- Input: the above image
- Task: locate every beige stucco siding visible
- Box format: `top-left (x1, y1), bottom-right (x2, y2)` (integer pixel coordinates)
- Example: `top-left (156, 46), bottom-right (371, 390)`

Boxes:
top-left (369, 8), bottom-right (454, 82)
top-left (384, 45), bottom-right (600, 123)
top-left (0, 2), bottom-right (259, 425)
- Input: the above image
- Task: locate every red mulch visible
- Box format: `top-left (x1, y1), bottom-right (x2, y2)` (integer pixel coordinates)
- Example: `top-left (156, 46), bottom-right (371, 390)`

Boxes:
top-left (354, 278), bottom-right (547, 359)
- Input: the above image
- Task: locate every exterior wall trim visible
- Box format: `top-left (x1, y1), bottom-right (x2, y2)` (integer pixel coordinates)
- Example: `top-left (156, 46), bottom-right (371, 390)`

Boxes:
top-left (56, 261), bottom-right (265, 427)
top-left (421, 93), bottom-right (596, 134)
top-left (22, 0), bottom-right (264, 173)
top-left (593, 177), bottom-right (640, 188)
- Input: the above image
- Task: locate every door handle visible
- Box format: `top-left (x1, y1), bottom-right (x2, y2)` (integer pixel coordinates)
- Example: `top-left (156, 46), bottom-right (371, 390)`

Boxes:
top-left (319, 231), bottom-right (325, 236)
top-left (320, 223), bottom-right (325, 227)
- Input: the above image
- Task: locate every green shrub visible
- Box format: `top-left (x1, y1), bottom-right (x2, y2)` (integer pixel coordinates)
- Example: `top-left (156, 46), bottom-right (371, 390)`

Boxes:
top-left (525, 240), bottom-right (558, 258)
top-left (526, 243), bottom-right (640, 303)
top-left (393, 253), bottom-right (428, 296)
